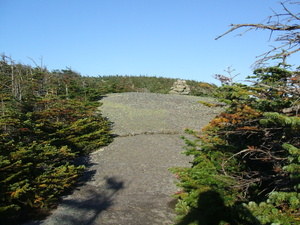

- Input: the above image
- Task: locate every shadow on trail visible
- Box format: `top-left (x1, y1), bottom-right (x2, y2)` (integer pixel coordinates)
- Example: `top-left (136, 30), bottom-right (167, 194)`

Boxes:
top-left (54, 176), bottom-right (124, 225)
top-left (23, 156), bottom-right (124, 225)
top-left (176, 190), bottom-right (261, 225)
top-left (55, 156), bottom-right (125, 225)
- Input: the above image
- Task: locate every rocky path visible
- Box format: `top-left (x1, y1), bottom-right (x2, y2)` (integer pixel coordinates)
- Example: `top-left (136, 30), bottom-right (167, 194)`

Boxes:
top-left (25, 93), bottom-right (222, 225)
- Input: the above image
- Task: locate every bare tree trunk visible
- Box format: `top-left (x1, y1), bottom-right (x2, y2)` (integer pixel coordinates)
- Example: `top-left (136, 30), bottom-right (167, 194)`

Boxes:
top-left (65, 83), bottom-right (69, 99)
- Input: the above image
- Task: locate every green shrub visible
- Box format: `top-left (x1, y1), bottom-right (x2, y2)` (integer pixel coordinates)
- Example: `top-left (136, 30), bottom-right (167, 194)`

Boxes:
top-left (172, 66), bottom-right (300, 224)
top-left (0, 57), bottom-right (112, 223)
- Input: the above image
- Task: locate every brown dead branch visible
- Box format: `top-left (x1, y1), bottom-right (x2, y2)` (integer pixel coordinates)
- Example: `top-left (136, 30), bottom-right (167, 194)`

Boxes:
top-left (216, 24), bottom-right (300, 40)
top-left (221, 146), bottom-right (287, 175)
top-left (216, 1), bottom-right (300, 66)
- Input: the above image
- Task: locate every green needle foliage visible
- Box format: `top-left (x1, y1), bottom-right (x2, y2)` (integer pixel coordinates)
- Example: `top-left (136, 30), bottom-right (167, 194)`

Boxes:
top-left (0, 54), bottom-right (214, 224)
top-left (172, 66), bottom-right (300, 224)
top-left (0, 56), bottom-right (112, 224)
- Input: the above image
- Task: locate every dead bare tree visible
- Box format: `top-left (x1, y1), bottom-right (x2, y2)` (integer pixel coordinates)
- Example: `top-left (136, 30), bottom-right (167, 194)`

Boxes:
top-left (213, 66), bottom-right (240, 85)
top-left (216, 1), bottom-right (300, 67)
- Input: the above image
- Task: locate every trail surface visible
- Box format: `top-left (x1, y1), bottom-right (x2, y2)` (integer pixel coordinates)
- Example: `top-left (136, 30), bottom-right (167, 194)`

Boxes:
top-left (25, 92), bottom-right (222, 225)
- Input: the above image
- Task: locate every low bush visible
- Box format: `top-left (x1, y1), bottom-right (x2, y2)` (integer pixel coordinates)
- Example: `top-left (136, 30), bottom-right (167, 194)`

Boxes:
top-left (172, 66), bottom-right (300, 224)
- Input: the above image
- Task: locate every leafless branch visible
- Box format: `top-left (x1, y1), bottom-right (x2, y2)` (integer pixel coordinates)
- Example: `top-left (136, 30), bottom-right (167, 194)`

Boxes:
top-left (248, 79), bottom-right (300, 96)
top-left (216, 1), bottom-right (300, 66)
top-left (216, 24), bottom-right (300, 40)
top-left (221, 146), bottom-right (287, 175)
top-left (213, 66), bottom-right (240, 85)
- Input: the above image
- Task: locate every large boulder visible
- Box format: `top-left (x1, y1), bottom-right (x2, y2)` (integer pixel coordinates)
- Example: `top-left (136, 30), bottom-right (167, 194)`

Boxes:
top-left (169, 79), bottom-right (190, 95)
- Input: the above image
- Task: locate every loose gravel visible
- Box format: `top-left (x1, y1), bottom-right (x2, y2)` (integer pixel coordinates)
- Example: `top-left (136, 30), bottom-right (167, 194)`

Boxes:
top-left (24, 92), bottom-right (223, 225)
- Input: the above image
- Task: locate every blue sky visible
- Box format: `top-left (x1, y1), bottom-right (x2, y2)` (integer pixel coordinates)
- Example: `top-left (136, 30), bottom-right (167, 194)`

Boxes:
top-left (1, 0), bottom-right (299, 85)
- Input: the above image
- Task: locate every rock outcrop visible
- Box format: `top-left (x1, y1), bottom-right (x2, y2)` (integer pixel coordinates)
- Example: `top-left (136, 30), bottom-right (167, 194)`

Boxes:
top-left (169, 79), bottom-right (190, 95)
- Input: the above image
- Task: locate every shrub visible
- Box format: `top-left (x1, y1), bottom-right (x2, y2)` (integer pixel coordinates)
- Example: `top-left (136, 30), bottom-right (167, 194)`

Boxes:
top-left (172, 66), bottom-right (300, 224)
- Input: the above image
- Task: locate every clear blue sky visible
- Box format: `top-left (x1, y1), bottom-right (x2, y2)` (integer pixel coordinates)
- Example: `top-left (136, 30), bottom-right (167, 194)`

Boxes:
top-left (1, 0), bottom-right (299, 85)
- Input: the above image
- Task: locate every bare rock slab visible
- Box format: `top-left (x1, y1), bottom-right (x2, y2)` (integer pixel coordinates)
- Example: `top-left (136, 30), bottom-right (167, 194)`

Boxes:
top-left (24, 93), bottom-right (222, 225)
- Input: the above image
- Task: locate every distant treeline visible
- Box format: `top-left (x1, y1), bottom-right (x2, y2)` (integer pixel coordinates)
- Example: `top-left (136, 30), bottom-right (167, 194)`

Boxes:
top-left (94, 75), bottom-right (217, 96)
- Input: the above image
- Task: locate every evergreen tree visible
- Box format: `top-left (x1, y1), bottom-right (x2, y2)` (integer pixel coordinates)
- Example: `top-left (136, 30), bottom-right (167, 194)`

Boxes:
top-left (171, 65), bottom-right (300, 224)
top-left (0, 56), bottom-right (112, 224)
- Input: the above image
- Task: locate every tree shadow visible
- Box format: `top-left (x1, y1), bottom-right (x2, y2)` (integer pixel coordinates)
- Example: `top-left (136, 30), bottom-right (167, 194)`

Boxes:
top-left (22, 156), bottom-right (124, 225)
top-left (73, 155), bottom-right (98, 186)
top-left (51, 176), bottom-right (124, 225)
top-left (176, 190), bottom-right (261, 225)
top-left (48, 155), bottom-right (125, 225)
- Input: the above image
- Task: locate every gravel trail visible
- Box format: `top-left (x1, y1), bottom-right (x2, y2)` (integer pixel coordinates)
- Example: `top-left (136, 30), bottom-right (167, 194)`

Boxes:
top-left (25, 92), bottom-right (222, 225)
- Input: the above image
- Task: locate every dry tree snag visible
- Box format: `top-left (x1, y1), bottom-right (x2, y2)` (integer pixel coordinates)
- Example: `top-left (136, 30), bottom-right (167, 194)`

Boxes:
top-left (216, 1), bottom-right (300, 67)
